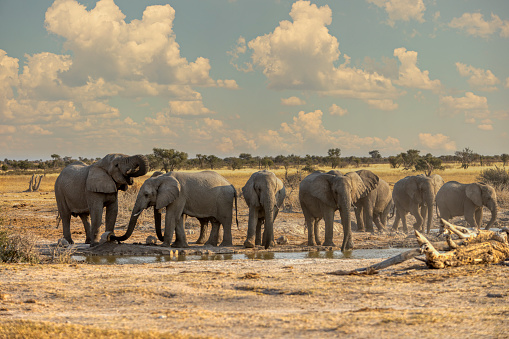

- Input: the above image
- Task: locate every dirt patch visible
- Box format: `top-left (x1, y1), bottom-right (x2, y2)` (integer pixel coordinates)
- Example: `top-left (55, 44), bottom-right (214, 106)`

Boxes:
top-left (1, 182), bottom-right (509, 338)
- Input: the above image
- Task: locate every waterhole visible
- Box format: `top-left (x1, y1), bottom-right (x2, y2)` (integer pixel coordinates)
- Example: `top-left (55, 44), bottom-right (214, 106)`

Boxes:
top-left (72, 248), bottom-right (408, 265)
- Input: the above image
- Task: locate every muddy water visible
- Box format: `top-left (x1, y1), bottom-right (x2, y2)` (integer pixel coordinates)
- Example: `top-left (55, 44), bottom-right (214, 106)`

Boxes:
top-left (72, 248), bottom-right (409, 265)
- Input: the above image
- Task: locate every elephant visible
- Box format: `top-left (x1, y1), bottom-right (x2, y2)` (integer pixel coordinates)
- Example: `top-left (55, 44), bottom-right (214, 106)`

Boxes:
top-left (436, 181), bottom-right (498, 230)
top-left (242, 170), bottom-right (286, 249)
top-left (354, 178), bottom-right (393, 233)
top-left (299, 170), bottom-right (379, 251)
top-left (391, 174), bottom-right (444, 234)
top-left (54, 153), bottom-right (149, 245)
top-left (109, 171), bottom-right (238, 247)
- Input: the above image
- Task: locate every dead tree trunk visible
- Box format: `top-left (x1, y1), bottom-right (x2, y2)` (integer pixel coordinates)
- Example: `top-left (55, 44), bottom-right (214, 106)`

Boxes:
top-left (25, 174), bottom-right (43, 192)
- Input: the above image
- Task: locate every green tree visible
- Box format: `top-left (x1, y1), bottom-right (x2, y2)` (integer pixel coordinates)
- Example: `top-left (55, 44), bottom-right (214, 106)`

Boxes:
top-left (388, 155), bottom-right (403, 168)
top-left (369, 150), bottom-right (381, 159)
top-left (415, 153), bottom-right (444, 176)
top-left (401, 149), bottom-right (420, 170)
top-left (327, 148), bottom-right (341, 168)
top-left (501, 154), bottom-right (509, 167)
top-left (153, 148), bottom-right (188, 172)
top-left (206, 155), bottom-right (221, 169)
top-left (455, 147), bottom-right (475, 169)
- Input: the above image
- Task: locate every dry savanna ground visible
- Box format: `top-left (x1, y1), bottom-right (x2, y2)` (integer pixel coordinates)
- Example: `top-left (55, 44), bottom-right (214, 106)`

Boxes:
top-left (1, 164), bottom-right (509, 338)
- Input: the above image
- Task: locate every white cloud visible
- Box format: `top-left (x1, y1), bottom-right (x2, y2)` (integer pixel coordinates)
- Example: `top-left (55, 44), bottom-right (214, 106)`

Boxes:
top-left (449, 12), bottom-right (509, 38)
top-left (0, 125), bottom-right (16, 134)
top-left (456, 62), bottom-right (500, 91)
top-left (367, 99), bottom-right (398, 111)
top-left (329, 104), bottom-right (348, 116)
top-left (394, 47), bottom-right (441, 92)
top-left (478, 124), bottom-right (493, 131)
top-left (419, 133), bottom-right (456, 152)
top-left (247, 1), bottom-right (400, 102)
top-left (169, 100), bottom-right (214, 116)
top-left (281, 96), bottom-right (306, 106)
top-left (367, 0), bottom-right (426, 27)
top-left (439, 92), bottom-right (489, 119)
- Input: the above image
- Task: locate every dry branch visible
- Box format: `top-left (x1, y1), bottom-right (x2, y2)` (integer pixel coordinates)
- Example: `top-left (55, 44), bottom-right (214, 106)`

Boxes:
top-left (24, 174), bottom-right (43, 192)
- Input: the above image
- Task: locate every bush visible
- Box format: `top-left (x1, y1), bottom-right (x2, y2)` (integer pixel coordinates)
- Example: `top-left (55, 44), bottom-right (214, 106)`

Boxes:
top-left (0, 229), bottom-right (40, 263)
top-left (478, 166), bottom-right (509, 191)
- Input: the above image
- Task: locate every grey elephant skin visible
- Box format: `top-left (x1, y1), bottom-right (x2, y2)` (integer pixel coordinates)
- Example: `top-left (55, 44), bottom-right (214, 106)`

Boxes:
top-left (242, 170), bottom-right (286, 249)
top-left (110, 171), bottom-right (238, 247)
top-left (54, 153), bottom-right (149, 245)
top-left (392, 174), bottom-right (444, 234)
top-left (299, 170), bottom-right (379, 251)
top-left (354, 178), bottom-right (393, 233)
top-left (436, 181), bottom-right (498, 229)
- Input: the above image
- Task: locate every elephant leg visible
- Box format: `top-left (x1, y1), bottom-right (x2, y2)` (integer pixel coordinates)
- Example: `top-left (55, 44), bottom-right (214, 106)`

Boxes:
top-left (304, 216), bottom-right (317, 246)
top-left (355, 206), bottom-right (365, 232)
top-left (78, 213), bottom-right (92, 244)
top-left (399, 210), bottom-right (409, 233)
top-left (172, 216), bottom-right (189, 248)
top-left (409, 204), bottom-right (423, 232)
top-left (373, 214), bottom-right (385, 232)
top-left (206, 221), bottom-right (221, 246)
top-left (474, 207), bottom-right (483, 229)
top-left (61, 211), bottom-right (74, 244)
top-left (104, 200), bottom-right (118, 233)
top-left (255, 219), bottom-right (264, 246)
top-left (162, 214), bottom-right (177, 247)
top-left (364, 205), bottom-right (375, 233)
top-left (219, 217), bottom-right (233, 247)
top-left (322, 211), bottom-right (336, 247)
top-left (463, 204), bottom-right (478, 228)
top-left (391, 211), bottom-right (401, 232)
top-left (195, 218), bottom-right (210, 244)
top-left (244, 209), bottom-right (259, 248)
top-left (88, 203), bottom-right (104, 246)
top-left (314, 219), bottom-right (321, 246)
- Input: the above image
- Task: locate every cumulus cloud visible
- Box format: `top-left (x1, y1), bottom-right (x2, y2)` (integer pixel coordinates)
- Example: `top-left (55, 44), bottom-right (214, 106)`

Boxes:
top-left (169, 100), bottom-right (214, 116)
top-left (281, 96), bottom-right (306, 106)
top-left (367, 0), bottom-right (426, 27)
top-left (440, 92), bottom-right (489, 119)
top-left (394, 47), bottom-right (441, 92)
top-left (456, 62), bottom-right (500, 91)
top-left (246, 1), bottom-right (400, 101)
top-left (367, 99), bottom-right (398, 111)
top-left (449, 12), bottom-right (509, 38)
top-left (329, 104), bottom-right (348, 116)
top-left (478, 119), bottom-right (494, 131)
top-left (419, 133), bottom-right (456, 152)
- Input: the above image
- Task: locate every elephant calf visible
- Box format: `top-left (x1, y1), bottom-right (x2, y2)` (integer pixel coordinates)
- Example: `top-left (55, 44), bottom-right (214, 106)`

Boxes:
top-left (242, 170), bottom-right (285, 249)
top-left (354, 178), bottom-right (393, 233)
top-left (436, 181), bottom-right (498, 230)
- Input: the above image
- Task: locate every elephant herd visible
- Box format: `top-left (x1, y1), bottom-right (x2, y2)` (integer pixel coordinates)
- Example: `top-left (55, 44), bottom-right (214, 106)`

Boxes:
top-left (54, 153), bottom-right (499, 252)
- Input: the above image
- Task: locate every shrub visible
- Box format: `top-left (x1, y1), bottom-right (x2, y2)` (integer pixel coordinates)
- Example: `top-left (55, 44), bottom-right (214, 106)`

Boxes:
top-left (0, 229), bottom-right (40, 264)
top-left (478, 166), bottom-right (509, 191)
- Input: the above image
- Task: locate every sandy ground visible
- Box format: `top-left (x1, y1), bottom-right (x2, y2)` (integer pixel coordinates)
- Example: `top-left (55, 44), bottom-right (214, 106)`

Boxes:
top-left (1, 185), bottom-right (509, 338)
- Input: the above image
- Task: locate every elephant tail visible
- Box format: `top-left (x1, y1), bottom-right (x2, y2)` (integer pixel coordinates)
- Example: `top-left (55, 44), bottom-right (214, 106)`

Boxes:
top-left (233, 185), bottom-right (239, 230)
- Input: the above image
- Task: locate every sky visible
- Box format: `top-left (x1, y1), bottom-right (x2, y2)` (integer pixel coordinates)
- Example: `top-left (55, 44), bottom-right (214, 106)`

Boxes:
top-left (0, 0), bottom-right (508, 160)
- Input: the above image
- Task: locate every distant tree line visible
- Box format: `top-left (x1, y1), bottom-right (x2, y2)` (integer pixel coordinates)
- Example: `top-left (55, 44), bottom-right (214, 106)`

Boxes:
top-left (2, 148), bottom-right (508, 175)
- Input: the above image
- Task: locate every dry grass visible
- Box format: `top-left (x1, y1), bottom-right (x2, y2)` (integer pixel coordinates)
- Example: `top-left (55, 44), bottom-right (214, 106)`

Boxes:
top-left (0, 320), bottom-right (202, 339)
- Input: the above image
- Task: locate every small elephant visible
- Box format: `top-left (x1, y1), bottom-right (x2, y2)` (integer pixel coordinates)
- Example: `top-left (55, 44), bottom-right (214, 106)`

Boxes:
top-left (299, 170), bottom-right (379, 251)
top-left (54, 153), bottom-right (148, 245)
top-left (354, 178), bottom-right (393, 233)
top-left (391, 174), bottom-right (444, 234)
top-left (436, 181), bottom-right (498, 229)
top-left (110, 171), bottom-right (238, 247)
top-left (242, 170), bottom-right (286, 249)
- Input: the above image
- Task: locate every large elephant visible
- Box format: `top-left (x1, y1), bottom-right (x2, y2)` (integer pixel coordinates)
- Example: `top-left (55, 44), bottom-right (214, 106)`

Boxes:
top-left (242, 170), bottom-right (286, 249)
top-left (354, 178), bottom-right (393, 233)
top-left (109, 171), bottom-right (238, 247)
top-left (436, 181), bottom-right (498, 229)
top-left (54, 153), bottom-right (148, 245)
top-left (391, 174), bottom-right (444, 234)
top-left (299, 170), bottom-right (379, 251)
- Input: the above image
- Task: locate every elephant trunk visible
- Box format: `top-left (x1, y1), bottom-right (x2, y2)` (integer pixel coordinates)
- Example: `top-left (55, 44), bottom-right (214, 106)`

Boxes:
top-left (339, 195), bottom-right (353, 252)
top-left (109, 205), bottom-right (142, 242)
top-left (425, 189), bottom-right (435, 234)
top-left (261, 188), bottom-right (276, 249)
top-left (155, 208), bottom-right (164, 242)
top-left (124, 154), bottom-right (149, 178)
top-left (485, 200), bottom-right (498, 230)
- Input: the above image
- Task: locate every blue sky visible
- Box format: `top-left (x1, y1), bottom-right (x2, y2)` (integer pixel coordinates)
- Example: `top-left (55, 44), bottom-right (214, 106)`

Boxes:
top-left (0, 0), bottom-right (508, 160)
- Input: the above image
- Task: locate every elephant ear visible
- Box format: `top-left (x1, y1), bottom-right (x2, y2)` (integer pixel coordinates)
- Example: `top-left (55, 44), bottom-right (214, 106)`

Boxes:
top-left (242, 174), bottom-right (260, 208)
top-left (156, 176), bottom-right (180, 210)
top-left (86, 166), bottom-right (117, 193)
top-left (275, 177), bottom-right (286, 209)
top-left (349, 170), bottom-right (379, 203)
top-left (466, 183), bottom-right (482, 207)
top-left (405, 177), bottom-right (422, 204)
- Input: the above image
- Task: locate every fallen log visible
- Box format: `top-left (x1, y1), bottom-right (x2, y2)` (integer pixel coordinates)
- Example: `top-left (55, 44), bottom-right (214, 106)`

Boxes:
top-left (329, 219), bottom-right (509, 274)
